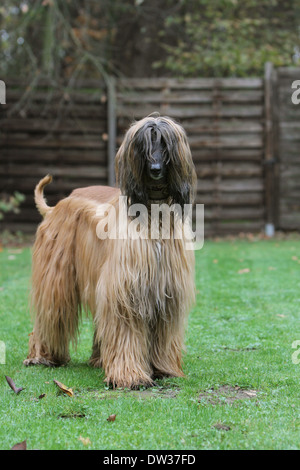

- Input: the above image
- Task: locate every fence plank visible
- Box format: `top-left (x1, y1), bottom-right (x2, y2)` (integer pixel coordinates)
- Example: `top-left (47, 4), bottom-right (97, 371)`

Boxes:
top-left (107, 77), bottom-right (117, 186)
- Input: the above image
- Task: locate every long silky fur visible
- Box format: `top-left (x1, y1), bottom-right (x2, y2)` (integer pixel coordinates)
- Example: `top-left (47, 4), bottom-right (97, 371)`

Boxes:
top-left (24, 115), bottom-right (197, 389)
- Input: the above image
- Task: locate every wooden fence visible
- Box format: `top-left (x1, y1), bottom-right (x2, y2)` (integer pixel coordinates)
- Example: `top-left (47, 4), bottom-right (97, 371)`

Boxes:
top-left (0, 67), bottom-right (299, 234)
top-left (0, 79), bottom-right (108, 232)
top-left (115, 77), bottom-right (265, 235)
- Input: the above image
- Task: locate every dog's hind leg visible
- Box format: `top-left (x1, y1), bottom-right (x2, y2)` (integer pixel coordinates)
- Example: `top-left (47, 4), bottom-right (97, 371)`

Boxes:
top-left (24, 208), bottom-right (80, 367)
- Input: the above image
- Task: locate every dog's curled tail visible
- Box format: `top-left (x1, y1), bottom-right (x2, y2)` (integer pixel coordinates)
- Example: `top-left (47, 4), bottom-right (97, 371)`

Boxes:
top-left (35, 174), bottom-right (53, 217)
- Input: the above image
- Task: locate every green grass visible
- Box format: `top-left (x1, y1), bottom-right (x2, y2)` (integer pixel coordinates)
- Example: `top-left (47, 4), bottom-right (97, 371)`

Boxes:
top-left (0, 239), bottom-right (299, 450)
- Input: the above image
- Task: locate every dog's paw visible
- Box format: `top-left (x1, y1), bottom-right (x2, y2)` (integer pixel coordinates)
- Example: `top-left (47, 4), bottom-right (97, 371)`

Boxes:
top-left (104, 376), bottom-right (155, 390)
top-left (23, 357), bottom-right (56, 367)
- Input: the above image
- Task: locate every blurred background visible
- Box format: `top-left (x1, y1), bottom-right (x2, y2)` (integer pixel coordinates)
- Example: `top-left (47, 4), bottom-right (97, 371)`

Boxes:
top-left (0, 0), bottom-right (300, 237)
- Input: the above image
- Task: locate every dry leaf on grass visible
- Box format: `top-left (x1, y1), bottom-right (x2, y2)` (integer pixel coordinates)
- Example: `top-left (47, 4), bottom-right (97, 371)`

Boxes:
top-left (11, 440), bottom-right (27, 450)
top-left (31, 393), bottom-right (46, 402)
top-left (238, 268), bottom-right (250, 274)
top-left (53, 380), bottom-right (74, 397)
top-left (241, 389), bottom-right (257, 398)
top-left (5, 376), bottom-right (24, 394)
top-left (8, 249), bottom-right (23, 254)
top-left (107, 414), bottom-right (117, 422)
top-left (213, 422), bottom-right (231, 431)
top-left (79, 436), bottom-right (91, 446)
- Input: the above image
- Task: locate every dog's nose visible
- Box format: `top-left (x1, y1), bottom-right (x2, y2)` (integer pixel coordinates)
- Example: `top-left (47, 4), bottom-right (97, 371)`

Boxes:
top-left (150, 163), bottom-right (162, 179)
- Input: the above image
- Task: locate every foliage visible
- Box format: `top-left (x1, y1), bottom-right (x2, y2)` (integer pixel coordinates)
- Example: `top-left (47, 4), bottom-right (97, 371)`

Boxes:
top-left (0, 0), bottom-right (299, 80)
top-left (0, 0), bottom-right (133, 82)
top-left (0, 192), bottom-right (25, 220)
top-left (155, 0), bottom-right (300, 77)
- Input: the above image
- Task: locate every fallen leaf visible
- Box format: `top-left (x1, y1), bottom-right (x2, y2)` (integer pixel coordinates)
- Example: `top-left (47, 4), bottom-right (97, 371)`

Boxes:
top-left (292, 256), bottom-right (298, 261)
top-left (242, 390), bottom-right (257, 398)
top-left (276, 314), bottom-right (286, 318)
top-left (213, 259), bottom-right (218, 264)
top-left (8, 249), bottom-right (23, 254)
top-left (5, 376), bottom-right (24, 394)
top-left (11, 440), bottom-right (27, 450)
top-left (31, 394), bottom-right (46, 402)
top-left (79, 436), bottom-right (91, 446)
top-left (213, 422), bottom-right (231, 431)
top-left (53, 380), bottom-right (74, 397)
top-left (107, 414), bottom-right (117, 422)
top-left (238, 268), bottom-right (250, 274)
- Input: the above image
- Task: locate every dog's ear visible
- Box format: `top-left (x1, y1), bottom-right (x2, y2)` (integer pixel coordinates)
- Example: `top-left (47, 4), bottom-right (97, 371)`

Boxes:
top-left (169, 180), bottom-right (194, 208)
top-left (167, 136), bottom-right (197, 209)
top-left (115, 134), bottom-right (148, 206)
top-left (168, 170), bottom-right (197, 209)
top-left (124, 174), bottom-right (148, 206)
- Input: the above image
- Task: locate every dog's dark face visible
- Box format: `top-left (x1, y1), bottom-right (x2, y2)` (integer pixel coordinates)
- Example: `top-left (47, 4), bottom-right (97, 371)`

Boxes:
top-left (115, 116), bottom-right (197, 209)
top-left (144, 128), bottom-right (169, 201)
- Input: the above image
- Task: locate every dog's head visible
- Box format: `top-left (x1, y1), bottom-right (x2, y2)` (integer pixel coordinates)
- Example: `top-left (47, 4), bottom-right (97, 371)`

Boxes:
top-left (115, 115), bottom-right (197, 208)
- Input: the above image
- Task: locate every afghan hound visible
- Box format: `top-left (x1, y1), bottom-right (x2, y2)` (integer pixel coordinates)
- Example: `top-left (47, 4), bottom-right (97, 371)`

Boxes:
top-left (24, 115), bottom-right (197, 389)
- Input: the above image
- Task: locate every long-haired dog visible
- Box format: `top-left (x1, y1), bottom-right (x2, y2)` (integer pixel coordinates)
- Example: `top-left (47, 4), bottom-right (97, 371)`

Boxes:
top-left (24, 115), bottom-right (197, 389)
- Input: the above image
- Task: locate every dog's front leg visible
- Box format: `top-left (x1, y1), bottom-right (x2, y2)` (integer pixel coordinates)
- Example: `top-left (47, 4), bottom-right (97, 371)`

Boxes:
top-left (93, 313), bottom-right (154, 389)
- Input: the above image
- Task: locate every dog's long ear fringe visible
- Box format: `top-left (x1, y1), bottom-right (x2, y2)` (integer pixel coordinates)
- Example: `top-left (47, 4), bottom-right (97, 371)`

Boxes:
top-left (115, 115), bottom-right (197, 208)
top-left (34, 174), bottom-right (53, 217)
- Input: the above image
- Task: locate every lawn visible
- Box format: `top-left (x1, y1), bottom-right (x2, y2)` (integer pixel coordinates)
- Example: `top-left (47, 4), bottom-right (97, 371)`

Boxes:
top-left (0, 237), bottom-right (299, 450)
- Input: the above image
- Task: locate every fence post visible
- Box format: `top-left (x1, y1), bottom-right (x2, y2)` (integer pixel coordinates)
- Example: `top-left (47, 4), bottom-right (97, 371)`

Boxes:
top-left (264, 62), bottom-right (277, 236)
top-left (107, 77), bottom-right (117, 187)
